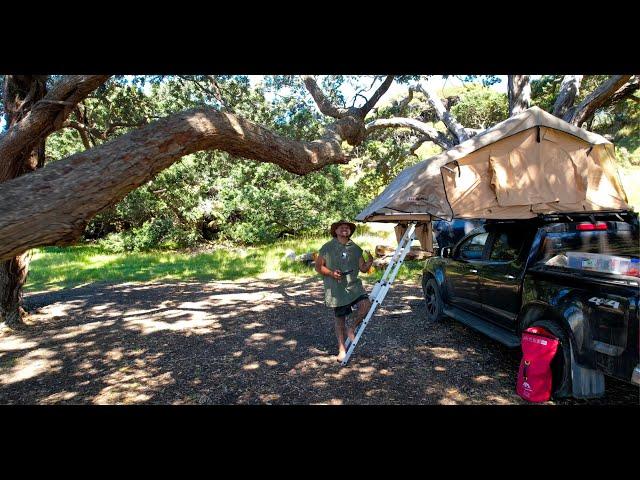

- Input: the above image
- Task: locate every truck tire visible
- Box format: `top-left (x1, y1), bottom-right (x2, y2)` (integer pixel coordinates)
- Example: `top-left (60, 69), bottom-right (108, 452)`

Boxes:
top-left (530, 320), bottom-right (573, 399)
top-left (423, 278), bottom-right (445, 323)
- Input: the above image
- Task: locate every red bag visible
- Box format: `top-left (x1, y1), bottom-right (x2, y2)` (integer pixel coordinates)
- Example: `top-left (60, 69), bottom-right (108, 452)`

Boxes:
top-left (516, 326), bottom-right (559, 402)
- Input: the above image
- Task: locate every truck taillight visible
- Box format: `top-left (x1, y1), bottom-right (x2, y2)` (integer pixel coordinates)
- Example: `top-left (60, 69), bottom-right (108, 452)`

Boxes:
top-left (577, 222), bottom-right (608, 231)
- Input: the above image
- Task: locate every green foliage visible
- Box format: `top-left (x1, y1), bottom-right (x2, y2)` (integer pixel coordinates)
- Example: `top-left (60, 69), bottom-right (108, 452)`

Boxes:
top-left (99, 217), bottom-right (177, 252)
top-left (530, 75), bottom-right (564, 112)
top-left (451, 85), bottom-right (509, 129)
top-left (37, 74), bottom-right (639, 255)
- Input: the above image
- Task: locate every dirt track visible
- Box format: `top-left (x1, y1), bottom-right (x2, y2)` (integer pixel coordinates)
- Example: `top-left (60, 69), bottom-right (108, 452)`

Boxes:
top-left (0, 278), bottom-right (637, 405)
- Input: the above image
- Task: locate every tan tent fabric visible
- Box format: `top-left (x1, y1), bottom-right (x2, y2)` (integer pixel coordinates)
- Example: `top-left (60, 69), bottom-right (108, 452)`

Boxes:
top-left (394, 222), bottom-right (433, 252)
top-left (357, 106), bottom-right (630, 224)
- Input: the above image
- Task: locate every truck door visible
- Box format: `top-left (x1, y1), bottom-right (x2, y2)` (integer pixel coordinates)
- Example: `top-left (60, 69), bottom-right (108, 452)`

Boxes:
top-left (447, 231), bottom-right (490, 316)
top-left (476, 227), bottom-right (531, 329)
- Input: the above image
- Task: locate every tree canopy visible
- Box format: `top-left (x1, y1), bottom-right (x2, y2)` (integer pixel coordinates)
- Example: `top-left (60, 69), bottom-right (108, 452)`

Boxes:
top-left (0, 73), bottom-right (638, 324)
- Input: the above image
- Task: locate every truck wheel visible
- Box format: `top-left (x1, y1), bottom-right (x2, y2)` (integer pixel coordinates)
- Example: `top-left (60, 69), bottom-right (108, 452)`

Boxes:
top-left (530, 320), bottom-right (573, 398)
top-left (423, 278), bottom-right (445, 323)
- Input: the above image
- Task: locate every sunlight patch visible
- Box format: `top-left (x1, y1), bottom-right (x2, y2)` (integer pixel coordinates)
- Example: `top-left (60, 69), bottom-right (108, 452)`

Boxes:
top-left (312, 398), bottom-right (343, 405)
top-left (125, 310), bottom-right (221, 335)
top-left (259, 393), bottom-right (281, 403)
top-left (40, 391), bottom-right (79, 404)
top-left (51, 320), bottom-right (116, 341)
top-left (0, 336), bottom-right (39, 351)
top-left (0, 348), bottom-right (61, 385)
top-left (487, 395), bottom-right (513, 405)
top-left (428, 347), bottom-right (462, 360)
top-left (93, 370), bottom-right (174, 404)
top-left (438, 388), bottom-right (468, 405)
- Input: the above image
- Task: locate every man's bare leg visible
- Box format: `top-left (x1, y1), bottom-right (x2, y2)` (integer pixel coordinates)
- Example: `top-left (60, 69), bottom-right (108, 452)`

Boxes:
top-left (334, 316), bottom-right (348, 361)
top-left (347, 298), bottom-right (372, 341)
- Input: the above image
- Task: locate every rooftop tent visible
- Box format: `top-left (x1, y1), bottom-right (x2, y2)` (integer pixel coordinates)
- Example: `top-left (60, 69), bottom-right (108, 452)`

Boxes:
top-left (357, 106), bottom-right (630, 225)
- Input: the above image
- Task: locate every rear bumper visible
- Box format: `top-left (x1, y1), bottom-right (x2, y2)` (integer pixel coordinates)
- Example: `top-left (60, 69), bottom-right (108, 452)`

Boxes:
top-left (632, 365), bottom-right (640, 385)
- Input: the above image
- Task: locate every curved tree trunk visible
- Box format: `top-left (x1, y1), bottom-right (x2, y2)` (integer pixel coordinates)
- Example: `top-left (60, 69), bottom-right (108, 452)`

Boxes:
top-left (0, 75), bottom-right (48, 326)
top-left (508, 75), bottom-right (531, 116)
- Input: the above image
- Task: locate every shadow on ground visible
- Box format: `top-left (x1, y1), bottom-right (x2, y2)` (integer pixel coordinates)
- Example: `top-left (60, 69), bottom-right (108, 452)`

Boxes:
top-left (0, 279), bottom-right (637, 405)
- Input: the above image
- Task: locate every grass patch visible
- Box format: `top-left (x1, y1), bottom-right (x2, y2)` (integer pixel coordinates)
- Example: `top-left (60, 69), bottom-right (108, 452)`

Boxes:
top-left (25, 229), bottom-right (424, 292)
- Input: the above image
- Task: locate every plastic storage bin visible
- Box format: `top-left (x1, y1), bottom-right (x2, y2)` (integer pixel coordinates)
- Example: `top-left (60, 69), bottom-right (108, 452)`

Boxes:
top-left (566, 251), bottom-right (632, 275)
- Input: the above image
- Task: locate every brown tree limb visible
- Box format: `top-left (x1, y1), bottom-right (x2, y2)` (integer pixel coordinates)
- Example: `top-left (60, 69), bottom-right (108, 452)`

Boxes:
top-left (365, 117), bottom-right (454, 150)
top-left (300, 75), bottom-right (347, 119)
top-left (552, 75), bottom-right (583, 118)
top-left (565, 75), bottom-right (632, 126)
top-left (602, 75), bottom-right (639, 108)
top-left (0, 107), bottom-right (357, 261)
top-left (361, 76), bottom-right (394, 116)
top-left (64, 120), bottom-right (93, 150)
top-left (0, 75), bottom-right (110, 173)
top-left (416, 82), bottom-right (470, 143)
top-left (396, 87), bottom-right (415, 114)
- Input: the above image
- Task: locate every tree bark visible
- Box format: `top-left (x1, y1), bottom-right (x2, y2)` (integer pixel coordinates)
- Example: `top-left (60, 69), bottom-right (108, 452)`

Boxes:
top-left (508, 75), bottom-right (531, 116)
top-left (0, 75), bottom-right (48, 326)
top-left (301, 76), bottom-right (347, 119)
top-left (0, 75), bottom-right (110, 179)
top-left (365, 117), bottom-right (454, 150)
top-left (564, 75), bottom-right (632, 126)
top-left (552, 75), bottom-right (583, 118)
top-left (0, 107), bottom-right (364, 261)
top-left (603, 76), bottom-right (639, 107)
top-left (417, 82), bottom-right (470, 143)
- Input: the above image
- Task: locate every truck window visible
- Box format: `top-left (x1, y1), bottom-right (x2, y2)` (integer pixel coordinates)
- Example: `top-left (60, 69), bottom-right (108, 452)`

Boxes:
top-left (458, 232), bottom-right (489, 260)
top-left (536, 221), bottom-right (639, 277)
top-left (489, 230), bottom-right (527, 261)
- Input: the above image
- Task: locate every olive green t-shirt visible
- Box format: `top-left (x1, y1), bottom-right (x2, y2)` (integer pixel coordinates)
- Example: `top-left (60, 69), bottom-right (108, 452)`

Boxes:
top-left (318, 238), bottom-right (366, 308)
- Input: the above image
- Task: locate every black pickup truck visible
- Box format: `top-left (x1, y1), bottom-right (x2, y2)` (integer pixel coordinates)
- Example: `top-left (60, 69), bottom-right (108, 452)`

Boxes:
top-left (422, 211), bottom-right (640, 399)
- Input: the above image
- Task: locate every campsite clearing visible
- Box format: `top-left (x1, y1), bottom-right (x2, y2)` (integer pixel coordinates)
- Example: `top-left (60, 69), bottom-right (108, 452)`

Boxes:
top-left (0, 278), bottom-right (636, 405)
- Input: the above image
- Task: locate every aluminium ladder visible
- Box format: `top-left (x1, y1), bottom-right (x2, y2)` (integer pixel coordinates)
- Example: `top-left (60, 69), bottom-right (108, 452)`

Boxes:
top-left (341, 222), bottom-right (417, 366)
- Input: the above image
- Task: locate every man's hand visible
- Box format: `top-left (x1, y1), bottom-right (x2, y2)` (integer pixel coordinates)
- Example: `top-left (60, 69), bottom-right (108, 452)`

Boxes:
top-left (331, 270), bottom-right (342, 280)
top-left (359, 250), bottom-right (375, 273)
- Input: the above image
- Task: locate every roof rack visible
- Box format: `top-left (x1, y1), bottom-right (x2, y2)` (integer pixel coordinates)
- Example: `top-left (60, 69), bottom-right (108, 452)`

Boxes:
top-left (537, 210), bottom-right (637, 223)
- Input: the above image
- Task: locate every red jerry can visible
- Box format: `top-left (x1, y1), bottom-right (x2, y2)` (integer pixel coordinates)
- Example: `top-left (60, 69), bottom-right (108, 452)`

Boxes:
top-left (516, 326), bottom-right (560, 402)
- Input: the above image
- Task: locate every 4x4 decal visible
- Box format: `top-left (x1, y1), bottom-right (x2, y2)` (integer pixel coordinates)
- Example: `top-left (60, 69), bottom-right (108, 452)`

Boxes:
top-left (588, 296), bottom-right (620, 309)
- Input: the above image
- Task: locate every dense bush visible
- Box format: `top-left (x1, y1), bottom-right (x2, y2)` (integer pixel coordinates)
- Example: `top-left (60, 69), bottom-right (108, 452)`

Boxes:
top-left (451, 85), bottom-right (508, 130)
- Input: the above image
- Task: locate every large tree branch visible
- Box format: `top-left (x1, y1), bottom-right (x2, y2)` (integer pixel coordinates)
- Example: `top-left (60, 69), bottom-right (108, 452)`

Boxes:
top-left (360, 76), bottom-right (394, 116)
top-left (365, 117), bottom-right (454, 150)
top-left (603, 76), bottom-right (639, 106)
top-left (0, 75), bottom-right (110, 172)
top-left (0, 107), bottom-right (357, 261)
top-left (552, 75), bottom-right (583, 118)
top-left (564, 75), bottom-right (632, 126)
top-left (416, 82), bottom-right (470, 143)
top-left (300, 75), bottom-right (347, 119)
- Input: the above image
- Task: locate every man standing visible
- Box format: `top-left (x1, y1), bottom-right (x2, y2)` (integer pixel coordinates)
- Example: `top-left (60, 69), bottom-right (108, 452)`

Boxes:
top-left (315, 220), bottom-right (374, 362)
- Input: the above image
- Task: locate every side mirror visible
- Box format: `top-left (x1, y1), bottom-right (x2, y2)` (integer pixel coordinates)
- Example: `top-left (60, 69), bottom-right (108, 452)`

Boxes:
top-left (441, 247), bottom-right (452, 258)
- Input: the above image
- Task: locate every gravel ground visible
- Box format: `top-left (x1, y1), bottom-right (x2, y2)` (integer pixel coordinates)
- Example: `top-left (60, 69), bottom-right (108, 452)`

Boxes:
top-left (0, 278), bottom-right (637, 405)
